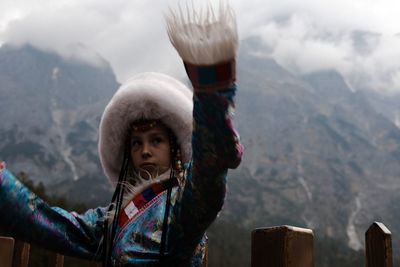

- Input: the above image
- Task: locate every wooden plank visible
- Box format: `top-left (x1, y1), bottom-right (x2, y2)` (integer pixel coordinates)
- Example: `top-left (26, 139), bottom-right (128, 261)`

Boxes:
top-left (48, 253), bottom-right (64, 267)
top-left (202, 243), bottom-right (208, 267)
top-left (12, 240), bottom-right (30, 267)
top-left (365, 222), bottom-right (392, 267)
top-left (0, 236), bottom-right (15, 267)
top-left (89, 262), bottom-right (102, 267)
top-left (251, 225), bottom-right (314, 267)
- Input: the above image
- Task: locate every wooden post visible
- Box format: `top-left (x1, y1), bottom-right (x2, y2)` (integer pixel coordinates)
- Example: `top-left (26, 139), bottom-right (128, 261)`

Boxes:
top-left (0, 236), bottom-right (15, 267)
top-left (48, 253), bottom-right (64, 267)
top-left (89, 262), bottom-right (102, 267)
top-left (365, 222), bottom-right (392, 267)
top-left (12, 240), bottom-right (30, 267)
top-left (202, 243), bottom-right (208, 267)
top-left (251, 225), bottom-right (314, 267)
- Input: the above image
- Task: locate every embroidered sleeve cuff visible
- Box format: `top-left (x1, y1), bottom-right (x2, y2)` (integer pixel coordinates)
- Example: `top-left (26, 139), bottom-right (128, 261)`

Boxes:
top-left (184, 60), bottom-right (236, 93)
top-left (0, 161), bottom-right (6, 172)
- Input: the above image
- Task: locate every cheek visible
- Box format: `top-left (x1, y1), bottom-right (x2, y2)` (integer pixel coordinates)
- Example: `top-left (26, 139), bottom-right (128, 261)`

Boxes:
top-left (161, 145), bottom-right (171, 164)
top-left (130, 150), bottom-right (140, 166)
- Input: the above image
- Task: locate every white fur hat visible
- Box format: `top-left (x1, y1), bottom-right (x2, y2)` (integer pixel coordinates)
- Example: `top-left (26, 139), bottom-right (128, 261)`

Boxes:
top-left (98, 72), bottom-right (193, 185)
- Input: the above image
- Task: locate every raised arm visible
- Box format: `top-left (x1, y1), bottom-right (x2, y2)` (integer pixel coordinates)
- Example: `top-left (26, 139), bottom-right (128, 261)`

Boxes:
top-left (166, 2), bottom-right (244, 255)
top-left (0, 163), bottom-right (105, 260)
top-left (187, 61), bottom-right (243, 221)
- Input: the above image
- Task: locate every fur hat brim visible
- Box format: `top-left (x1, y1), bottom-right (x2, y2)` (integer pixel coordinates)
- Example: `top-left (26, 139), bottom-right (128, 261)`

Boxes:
top-left (99, 72), bottom-right (193, 185)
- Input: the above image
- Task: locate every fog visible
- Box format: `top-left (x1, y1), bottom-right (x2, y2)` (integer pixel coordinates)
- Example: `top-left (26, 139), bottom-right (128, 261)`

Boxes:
top-left (1, 0), bottom-right (400, 92)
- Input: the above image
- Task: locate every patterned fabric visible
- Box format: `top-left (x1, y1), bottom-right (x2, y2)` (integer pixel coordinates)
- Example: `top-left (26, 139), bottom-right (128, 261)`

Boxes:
top-left (118, 177), bottom-right (178, 229)
top-left (0, 66), bottom-right (243, 266)
top-left (0, 161), bottom-right (6, 170)
top-left (184, 60), bottom-right (236, 92)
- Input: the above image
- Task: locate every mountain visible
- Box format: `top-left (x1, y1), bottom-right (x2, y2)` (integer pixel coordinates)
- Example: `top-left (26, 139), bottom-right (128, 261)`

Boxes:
top-left (0, 44), bottom-right (118, 205)
top-left (217, 47), bottom-right (400, 262)
top-left (2, 42), bottom-right (400, 266)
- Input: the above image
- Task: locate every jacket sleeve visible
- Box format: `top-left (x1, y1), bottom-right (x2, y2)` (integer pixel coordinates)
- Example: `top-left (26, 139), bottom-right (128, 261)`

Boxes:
top-left (179, 61), bottom-right (244, 254)
top-left (0, 166), bottom-right (105, 260)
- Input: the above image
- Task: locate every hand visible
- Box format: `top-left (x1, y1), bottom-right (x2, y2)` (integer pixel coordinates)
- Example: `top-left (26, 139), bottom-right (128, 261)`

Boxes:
top-left (166, 2), bottom-right (238, 92)
top-left (166, 2), bottom-right (238, 65)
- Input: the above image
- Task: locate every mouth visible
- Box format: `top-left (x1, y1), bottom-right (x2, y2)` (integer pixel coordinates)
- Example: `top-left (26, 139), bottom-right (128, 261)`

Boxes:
top-left (140, 163), bottom-right (156, 169)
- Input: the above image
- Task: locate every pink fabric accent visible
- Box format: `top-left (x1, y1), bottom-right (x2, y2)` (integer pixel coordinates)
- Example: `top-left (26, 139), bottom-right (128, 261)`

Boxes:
top-left (0, 161), bottom-right (6, 171)
top-left (185, 60), bottom-right (236, 92)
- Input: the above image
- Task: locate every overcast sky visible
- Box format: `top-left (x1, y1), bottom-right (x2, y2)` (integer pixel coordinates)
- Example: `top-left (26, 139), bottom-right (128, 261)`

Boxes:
top-left (1, 0), bottom-right (400, 92)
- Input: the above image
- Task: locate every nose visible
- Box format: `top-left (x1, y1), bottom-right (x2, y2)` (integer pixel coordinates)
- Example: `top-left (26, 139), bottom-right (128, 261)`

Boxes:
top-left (141, 142), bottom-right (152, 159)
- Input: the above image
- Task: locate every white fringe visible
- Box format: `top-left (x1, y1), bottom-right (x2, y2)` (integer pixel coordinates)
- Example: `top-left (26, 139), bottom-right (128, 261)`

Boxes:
top-left (166, 1), bottom-right (238, 65)
top-left (106, 169), bottom-right (172, 221)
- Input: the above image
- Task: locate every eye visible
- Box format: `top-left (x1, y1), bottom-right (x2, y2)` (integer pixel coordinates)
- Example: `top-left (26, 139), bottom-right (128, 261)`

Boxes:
top-left (152, 136), bottom-right (165, 145)
top-left (131, 139), bottom-right (142, 149)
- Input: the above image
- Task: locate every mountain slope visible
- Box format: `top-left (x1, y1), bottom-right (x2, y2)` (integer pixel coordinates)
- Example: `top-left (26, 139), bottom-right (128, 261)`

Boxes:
top-left (2, 42), bottom-right (400, 264)
top-left (221, 47), bottom-right (400, 254)
top-left (0, 44), bottom-right (118, 205)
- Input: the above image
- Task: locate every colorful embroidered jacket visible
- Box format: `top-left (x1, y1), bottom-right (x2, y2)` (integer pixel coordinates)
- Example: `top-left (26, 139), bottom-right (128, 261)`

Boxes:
top-left (0, 64), bottom-right (243, 266)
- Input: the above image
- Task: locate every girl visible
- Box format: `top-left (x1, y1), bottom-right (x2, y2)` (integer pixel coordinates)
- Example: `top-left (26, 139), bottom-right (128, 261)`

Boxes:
top-left (0, 3), bottom-right (242, 266)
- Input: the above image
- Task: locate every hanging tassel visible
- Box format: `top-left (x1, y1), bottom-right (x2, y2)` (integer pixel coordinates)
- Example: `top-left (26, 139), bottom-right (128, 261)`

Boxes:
top-left (103, 148), bottom-right (130, 266)
top-left (166, 1), bottom-right (238, 66)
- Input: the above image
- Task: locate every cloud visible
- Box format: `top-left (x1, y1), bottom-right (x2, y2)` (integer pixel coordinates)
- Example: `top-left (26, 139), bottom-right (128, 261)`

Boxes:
top-left (1, 0), bottom-right (400, 92)
top-left (0, 0), bottom-right (184, 82)
top-left (228, 0), bottom-right (400, 92)
top-left (249, 12), bottom-right (400, 93)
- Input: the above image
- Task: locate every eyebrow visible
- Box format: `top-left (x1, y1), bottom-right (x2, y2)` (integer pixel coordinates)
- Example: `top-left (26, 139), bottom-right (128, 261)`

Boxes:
top-left (131, 129), bottom-right (169, 139)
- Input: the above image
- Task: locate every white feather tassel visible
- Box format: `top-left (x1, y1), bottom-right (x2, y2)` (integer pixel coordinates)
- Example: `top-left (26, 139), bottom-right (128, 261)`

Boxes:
top-left (166, 1), bottom-right (238, 65)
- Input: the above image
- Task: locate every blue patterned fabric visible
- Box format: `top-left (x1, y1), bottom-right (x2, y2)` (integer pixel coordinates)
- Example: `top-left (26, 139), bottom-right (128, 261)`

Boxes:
top-left (184, 60), bottom-right (236, 92)
top-left (0, 69), bottom-right (243, 266)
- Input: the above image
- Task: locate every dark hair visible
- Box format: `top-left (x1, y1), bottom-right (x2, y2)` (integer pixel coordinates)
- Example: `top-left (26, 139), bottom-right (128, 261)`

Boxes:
top-left (102, 120), bottom-right (181, 265)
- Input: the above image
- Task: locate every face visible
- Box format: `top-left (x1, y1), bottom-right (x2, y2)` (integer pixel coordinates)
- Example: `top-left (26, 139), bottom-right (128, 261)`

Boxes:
top-left (130, 124), bottom-right (171, 179)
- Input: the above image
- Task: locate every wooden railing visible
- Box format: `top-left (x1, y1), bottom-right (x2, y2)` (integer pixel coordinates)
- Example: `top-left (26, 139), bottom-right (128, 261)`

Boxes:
top-left (0, 238), bottom-right (208, 267)
top-left (251, 221), bottom-right (393, 267)
top-left (252, 225), bottom-right (314, 267)
top-left (0, 221), bottom-right (392, 267)
top-left (0, 237), bottom-right (98, 267)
